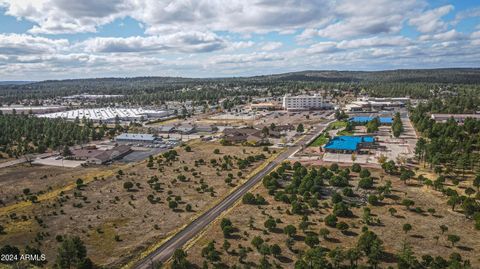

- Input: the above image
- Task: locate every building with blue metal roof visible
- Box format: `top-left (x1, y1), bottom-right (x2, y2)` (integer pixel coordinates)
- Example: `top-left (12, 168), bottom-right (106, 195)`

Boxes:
top-left (324, 135), bottom-right (375, 153)
top-left (350, 116), bottom-right (393, 124)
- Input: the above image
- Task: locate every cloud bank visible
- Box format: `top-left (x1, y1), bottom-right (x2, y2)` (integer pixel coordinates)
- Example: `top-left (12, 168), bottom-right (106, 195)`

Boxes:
top-left (0, 0), bottom-right (478, 79)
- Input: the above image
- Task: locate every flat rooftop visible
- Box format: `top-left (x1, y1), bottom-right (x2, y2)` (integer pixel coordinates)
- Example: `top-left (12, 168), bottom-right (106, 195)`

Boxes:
top-left (250, 102), bottom-right (276, 107)
top-left (324, 135), bottom-right (374, 151)
top-left (0, 105), bottom-right (65, 111)
top-left (38, 107), bottom-right (167, 121)
top-left (115, 133), bottom-right (156, 141)
top-left (431, 113), bottom-right (480, 119)
top-left (350, 116), bottom-right (393, 124)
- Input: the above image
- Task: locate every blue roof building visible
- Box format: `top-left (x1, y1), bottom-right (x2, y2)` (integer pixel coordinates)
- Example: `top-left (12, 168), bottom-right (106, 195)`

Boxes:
top-left (324, 136), bottom-right (375, 152)
top-left (350, 116), bottom-right (393, 124)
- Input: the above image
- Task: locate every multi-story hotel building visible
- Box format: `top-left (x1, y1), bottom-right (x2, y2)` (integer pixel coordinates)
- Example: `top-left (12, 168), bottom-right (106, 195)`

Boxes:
top-left (282, 94), bottom-right (333, 111)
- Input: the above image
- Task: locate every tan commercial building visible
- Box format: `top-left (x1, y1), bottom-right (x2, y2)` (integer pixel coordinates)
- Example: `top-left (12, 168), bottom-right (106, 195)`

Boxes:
top-left (430, 113), bottom-right (480, 123)
top-left (70, 145), bottom-right (132, 164)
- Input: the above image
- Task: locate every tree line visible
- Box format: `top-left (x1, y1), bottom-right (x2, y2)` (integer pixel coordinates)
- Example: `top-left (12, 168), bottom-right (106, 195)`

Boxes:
top-left (2, 69), bottom-right (480, 106)
top-left (411, 96), bottom-right (480, 172)
top-left (392, 112), bottom-right (403, 137)
top-left (0, 114), bottom-right (106, 158)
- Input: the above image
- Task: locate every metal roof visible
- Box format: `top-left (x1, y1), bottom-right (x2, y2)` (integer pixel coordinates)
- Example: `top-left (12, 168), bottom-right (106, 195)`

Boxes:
top-left (38, 107), bottom-right (167, 121)
top-left (324, 136), bottom-right (374, 151)
top-left (350, 116), bottom-right (393, 124)
top-left (115, 133), bottom-right (156, 141)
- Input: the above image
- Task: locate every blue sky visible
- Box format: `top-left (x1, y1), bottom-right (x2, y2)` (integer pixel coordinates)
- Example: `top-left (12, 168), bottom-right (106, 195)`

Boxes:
top-left (0, 0), bottom-right (479, 80)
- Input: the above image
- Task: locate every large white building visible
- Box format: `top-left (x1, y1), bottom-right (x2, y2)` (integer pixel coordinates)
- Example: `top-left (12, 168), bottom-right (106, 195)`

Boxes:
top-left (38, 107), bottom-right (170, 122)
top-left (345, 97), bottom-right (409, 112)
top-left (0, 105), bottom-right (67, 114)
top-left (282, 94), bottom-right (333, 111)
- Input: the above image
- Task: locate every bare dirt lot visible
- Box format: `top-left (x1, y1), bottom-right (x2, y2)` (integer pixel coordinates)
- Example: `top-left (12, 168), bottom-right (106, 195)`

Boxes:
top-left (253, 111), bottom-right (332, 127)
top-left (0, 164), bottom-right (108, 206)
top-left (0, 140), bottom-right (274, 268)
top-left (198, 110), bottom-right (332, 129)
top-left (185, 165), bottom-right (480, 268)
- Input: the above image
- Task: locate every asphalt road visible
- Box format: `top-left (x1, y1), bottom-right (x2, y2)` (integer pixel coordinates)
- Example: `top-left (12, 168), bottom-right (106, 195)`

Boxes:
top-left (134, 121), bottom-right (332, 269)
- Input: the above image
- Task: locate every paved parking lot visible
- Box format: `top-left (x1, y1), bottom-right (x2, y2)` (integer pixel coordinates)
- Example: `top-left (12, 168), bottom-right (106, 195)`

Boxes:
top-left (320, 110), bottom-right (417, 165)
top-left (375, 117), bottom-right (416, 162)
top-left (210, 112), bottom-right (257, 121)
top-left (32, 157), bottom-right (85, 168)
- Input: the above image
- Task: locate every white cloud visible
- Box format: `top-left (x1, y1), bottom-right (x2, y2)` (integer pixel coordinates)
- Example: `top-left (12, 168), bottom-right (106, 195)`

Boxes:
top-left (338, 36), bottom-right (412, 49)
top-left (453, 7), bottom-right (480, 24)
top-left (208, 52), bottom-right (284, 65)
top-left (227, 41), bottom-right (255, 51)
top-left (0, 34), bottom-right (69, 55)
top-left (419, 29), bottom-right (465, 42)
top-left (0, 1), bottom-right (479, 80)
top-left (81, 31), bottom-right (226, 53)
top-left (260, 42), bottom-right (283, 51)
top-left (0, 0), bottom-right (333, 35)
top-left (368, 48), bottom-right (396, 58)
top-left (471, 31), bottom-right (480, 39)
top-left (296, 28), bottom-right (319, 42)
top-left (0, 0), bottom-right (131, 34)
top-left (303, 42), bottom-right (339, 54)
top-left (471, 31), bottom-right (480, 46)
top-left (299, 0), bottom-right (421, 40)
top-left (409, 5), bottom-right (454, 33)
top-left (134, 0), bottom-right (333, 35)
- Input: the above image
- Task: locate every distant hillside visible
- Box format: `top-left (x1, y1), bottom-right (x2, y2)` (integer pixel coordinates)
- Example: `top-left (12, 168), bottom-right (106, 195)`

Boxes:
top-left (1, 68), bottom-right (479, 103)
top-left (0, 81), bottom-right (36, 85)
top-left (256, 68), bottom-right (480, 84)
top-left (13, 68), bottom-right (480, 86)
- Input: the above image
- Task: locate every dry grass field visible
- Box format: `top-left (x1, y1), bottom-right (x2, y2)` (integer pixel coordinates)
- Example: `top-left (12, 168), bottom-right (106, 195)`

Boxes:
top-left (185, 164), bottom-right (480, 268)
top-left (0, 164), bottom-right (108, 206)
top-left (0, 140), bottom-right (274, 268)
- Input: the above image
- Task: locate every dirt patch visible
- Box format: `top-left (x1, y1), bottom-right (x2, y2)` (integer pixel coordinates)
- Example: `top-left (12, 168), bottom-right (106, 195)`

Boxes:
top-left (0, 140), bottom-right (273, 268)
top-left (0, 164), bottom-right (106, 206)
